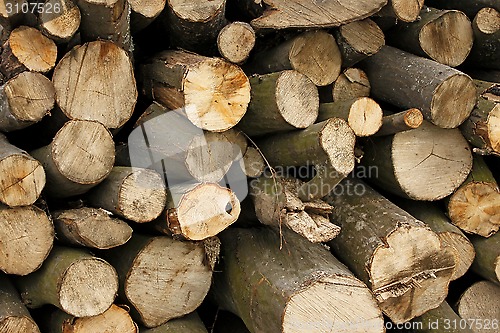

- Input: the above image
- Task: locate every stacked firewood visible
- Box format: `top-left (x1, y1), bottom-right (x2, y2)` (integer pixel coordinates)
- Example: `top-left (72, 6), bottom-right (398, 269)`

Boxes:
top-left (0, 0), bottom-right (499, 332)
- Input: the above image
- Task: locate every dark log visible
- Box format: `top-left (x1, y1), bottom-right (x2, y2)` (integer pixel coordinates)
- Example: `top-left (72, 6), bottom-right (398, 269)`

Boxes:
top-left (466, 7), bottom-right (500, 70)
top-left (470, 231), bottom-right (500, 284)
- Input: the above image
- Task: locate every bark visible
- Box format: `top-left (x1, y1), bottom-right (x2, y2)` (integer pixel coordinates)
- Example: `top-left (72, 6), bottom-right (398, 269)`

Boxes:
top-left (87, 166), bottom-right (167, 223)
top-left (317, 97), bottom-right (383, 137)
top-left (0, 133), bottom-right (45, 207)
top-left (245, 30), bottom-right (341, 86)
top-left (128, 0), bottom-right (165, 33)
top-left (52, 207), bottom-right (133, 249)
top-left (39, 0), bottom-right (81, 43)
top-left (359, 46), bottom-right (477, 128)
top-left (324, 178), bottom-right (456, 323)
top-left (102, 234), bottom-right (215, 328)
top-left (140, 312), bottom-right (208, 333)
top-left (0, 25), bottom-right (57, 79)
top-left (331, 67), bottom-right (370, 102)
top-left (217, 21), bottom-right (255, 64)
top-left (256, 118), bottom-right (356, 201)
top-left (407, 301), bottom-right (474, 333)
top-left (447, 155), bottom-right (500, 237)
top-left (334, 18), bottom-right (385, 68)
top-left (0, 71), bottom-right (55, 132)
top-left (0, 273), bottom-right (40, 333)
top-left (466, 69), bottom-right (500, 83)
top-left (386, 7), bottom-right (474, 67)
top-left (374, 108), bottom-right (424, 136)
top-left (395, 199), bottom-right (475, 280)
top-left (211, 227), bottom-right (385, 333)
top-left (30, 120), bottom-right (115, 198)
top-left (425, 0), bottom-right (500, 18)
top-left (248, 175), bottom-right (340, 243)
top-left (140, 50), bottom-right (250, 132)
top-left (236, 71), bottom-right (319, 136)
top-left (456, 281), bottom-right (500, 332)
top-left (470, 231), bottom-right (500, 284)
top-left (466, 8), bottom-right (500, 70)
top-left (15, 246), bottom-right (119, 317)
top-left (376, 0), bottom-right (425, 22)
top-left (52, 41), bottom-right (137, 129)
top-left (76, 0), bottom-right (132, 52)
top-left (361, 121), bottom-right (473, 201)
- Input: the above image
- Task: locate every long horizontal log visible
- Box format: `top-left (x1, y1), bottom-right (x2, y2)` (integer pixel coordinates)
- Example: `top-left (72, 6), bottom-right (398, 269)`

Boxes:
top-left (373, 108), bottom-right (424, 136)
top-left (425, 0), bottom-right (500, 18)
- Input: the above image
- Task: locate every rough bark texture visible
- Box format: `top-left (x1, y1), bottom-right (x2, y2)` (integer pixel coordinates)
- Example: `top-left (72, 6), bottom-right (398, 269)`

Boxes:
top-left (332, 67), bottom-right (371, 102)
top-left (470, 231), bottom-right (500, 284)
top-left (386, 7), bottom-right (474, 67)
top-left (128, 0), bottom-right (165, 32)
top-left (140, 50), bottom-right (250, 132)
top-left (236, 71), bottom-right (319, 136)
top-left (30, 120), bottom-right (115, 198)
top-left (211, 227), bottom-right (385, 333)
top-left (456, 281), bottom-right (500, 333)
top-left (374, 108), bottom-right (424, 136)
top-left (407, 301), bottom-right (474, 333)
top-left (39, 0), bottom-right (81, 43)
top-left (0, 133), bottom-right (45, 207)
top-left (103, 234), bottom-right (215, 328)
top-left (325, 178), bottom-right (456, 323)
top-left (466, 7), bottom-right (500, 70)
top-left (140, 312), bottom-right (208, 333)
top-left (52, 207), bottom-right (133, 249)
top-left (361, 121), bottom-right (473, 201)
top-left (217, 21), bottom-right (255, 64)
top-left (52, 40), bottom-right (137, 129)
top-left (15, 246), bottom-right (118, 317)
top-left (377, 0), bottom-right (425, 22)
top-left (359, 46), bottom-right (477, 128)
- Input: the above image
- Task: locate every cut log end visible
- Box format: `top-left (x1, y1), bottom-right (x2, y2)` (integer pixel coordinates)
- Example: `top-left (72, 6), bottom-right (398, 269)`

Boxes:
top-left (276, 70), bottom-right (319, 129)
top-left (347, 97), bottom-right (383, 137)
top-left (486, 103), bottom-right (500, 152)
top-left (438, 232), bottom-right (475, 280)
top-left (332, 68), bottom-right (370, 102)
top-left (40, 0), bottom-right (81, 42)
top-left (241, 147), bottom-right (265, 178)
top-left (169, 0), bottom-right (225, 21)
top-left (431, 74), bottom-right (477, 128)
top-left (475, 7), bottom-right (500, 34)
top-left (320, 118), bottom-right (356, 175)
top-left (289, 30), bottom-right (341, 86)
top-left (404, 108), bottom-right (424, 128)
top-left (457, 281), bottom-right (500, 330)
top-left (184, 58), bottom-right (250, 132)
top-left (0, 317), bottom-right (40, 333)
top-left (448, 182), bottom-right (500, 237)
top-left (129, 0), bottom-right (165, 19)
top-left (340, 18), bottom-right (385, 55)
top-left (391, 0), bottom-right (425, 22)
top-left (59, 258), bottom-right (118, 317)
top-left (419, 10), bottom-right (474, 67)
top-left (282, 275), bottom-right (384, 333)
top-left (217, 22), bottom-right (256, 64)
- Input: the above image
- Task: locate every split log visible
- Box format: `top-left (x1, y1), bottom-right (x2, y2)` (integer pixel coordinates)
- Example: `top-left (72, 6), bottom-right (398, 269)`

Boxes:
top-left (52, 41), bottom-right (137, 129)
top-left (460, 80), bottom-right (500, 155)
top-left (211, 227), bottom-right (385, 333)
top-left (15, 246), bottom-right (118, 317)
top-left (386, 7), bottom-right (474, 67)
top-left (76, 0), bottom-right (132, 52)
top-left (324, 178), bottom-right (456, 323)
top-left (470, 231), bottom-right (500, 284)
top-left (0, 273), bottom-right (40, 333)
top-left (52, 207), bottom-right (133, 249)
top-left (334, 18), bottom-right (385, 68)
top-left (103, 234), bottom-right (215, 328)
top-left (361, 121), bottom-right (473, 201)
top-left (128, 0), bottom-right (165, 33)
top-left (0, 71), bottom-right (55, 132)
top-left (466, 7), bottom-right (500, 70)
top-left (140, 50), bottom-right (250, 132)
top-left (317, 97), bottom-right (383, 137)
top-left (359, 46), bottom-right (477, 128)
top-left (446, 155), bottom-right (500, 237)
top-left (331, 67), bottom-right (370, 102)
top-left (39, 0), bottom-right (81, 43)
top-left (0, 205), bottom-right (53, 276)
top-left (239, 146), bottom-right (265, 178)
top-left (377, 0), bottom-right (425, 22)
top-left (249, 0), bottom-right (387, 30)
top-left (140, 312), bottom-right (208, 333)
top-left (152, 182), bottom-right (240, 241)
top-left (87, 166), bottom-right (167, 223)
top-left (425, 0), bottom-right (500, 18)
top-left (45, 304), bottom-right (137, 333)
top-left (408, 301), bottom-right (474, 333)
top-left (236, 71), bottom-right (319, 136)
top-left (217, 21), bottom-right (255, 65)
top-left (0, 25), bottom-right (57, 79)
top-left (245, 30), bottom-right (341, 86)
top-left (0, 134), bottom-right (45, 207)
top-left (396, 199), bottom-right (475, 280)
top-left (248, 175), bottom-right (340, 242)
top-left (30, 120), bottom-right (115, 198)
top-left (257, 118), bottom-right (356, 201)
top-left (373, 108), bottom-right (424, 136)
top-left (456, 281), bottom-right (500, 332)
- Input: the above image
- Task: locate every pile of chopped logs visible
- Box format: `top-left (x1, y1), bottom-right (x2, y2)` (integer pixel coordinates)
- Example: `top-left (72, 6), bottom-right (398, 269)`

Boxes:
top-left (1, 0), bottom-right (500, 332)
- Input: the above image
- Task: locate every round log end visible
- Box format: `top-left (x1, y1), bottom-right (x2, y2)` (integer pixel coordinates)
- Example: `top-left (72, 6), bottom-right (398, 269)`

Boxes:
top-left (282, 275), bottom-right (384, 333)
top-left (332, 68), bottom-right (370, 102)
top-left (0, 316), bottom-right (40, 333)
top-left (420, 10), bottom-right (473, 67)
top-left (129, 0), bottom-right (165, 19)
top-left (448, 182), bottom-right (500, 237)
top-left (487, 104), bottom-right (500, 153)
top-left (53, 120), bottom-right (115, 186)
top-left (475, 7), bottom-right (500, 34)
top-left (184, 58), bottom-right (250, 132)
top-left (496, 256), bottom-right (500, 282)
top-left (404, 108), bottom-right (424, 129)
top-left (9, 26), bottom-right (57, 73)
top-left (431, 73), bottom-right (477, 128)
top-left (0, 206), bottom-right (53, 275)
top-left (217, 22), bottom-right (256, 64)
top-left (241, 146), bottom-right (265, 178)
top-left (320, 118), bottom-right (356, 175)
top-left (438, 232), bottom-right (475, 280)
top-left (40, 0), bottom-right (81, 42)
top-left (289, 30), bottom-right (341, 86)
top-left (340, 18), bottom-right (385, 55)
top-left (276, 70), bottom-right (319, 129)
top-left (347, 97), bottom-right (383, 137)
top-left (59, 258), bottom-right (118, 317)
top-left (457, 281), bottom-right (500, 326)
top-left (169, 0), bottom-right (225, 22)
top-left (391, 0), bottom-right (425, 22)
top-left (62, 304), bottom-right (137, 333)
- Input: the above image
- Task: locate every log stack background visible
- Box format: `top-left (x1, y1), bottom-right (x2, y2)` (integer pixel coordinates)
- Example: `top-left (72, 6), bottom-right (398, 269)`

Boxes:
top-left (0, 0), bottom-right (499, 332)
